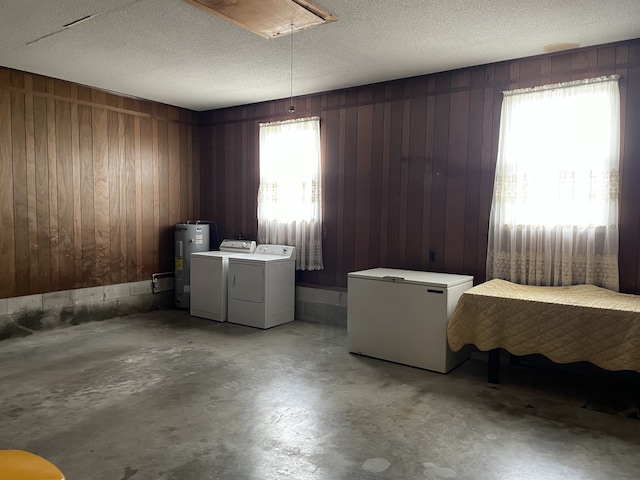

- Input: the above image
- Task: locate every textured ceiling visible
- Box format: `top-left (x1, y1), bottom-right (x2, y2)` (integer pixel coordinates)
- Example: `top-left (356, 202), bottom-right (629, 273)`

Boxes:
top-left (1, 0), bottom-right (639, 111)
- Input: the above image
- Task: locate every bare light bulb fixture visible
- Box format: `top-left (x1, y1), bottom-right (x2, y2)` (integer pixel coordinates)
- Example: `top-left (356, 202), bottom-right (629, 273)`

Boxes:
top-left (288, 21), bottom-right (295, 113)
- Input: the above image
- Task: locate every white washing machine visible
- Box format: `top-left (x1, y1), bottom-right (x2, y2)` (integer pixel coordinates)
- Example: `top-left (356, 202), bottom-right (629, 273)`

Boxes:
top-left (190, 239), bottom-right (256, 321)
top-left (227, 244), bottom-right (296, 329)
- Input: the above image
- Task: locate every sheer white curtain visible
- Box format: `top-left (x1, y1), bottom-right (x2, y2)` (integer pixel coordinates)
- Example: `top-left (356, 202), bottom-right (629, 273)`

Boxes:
top-left (486, 76), bottom-right (620, 291)
top-left (258, 117), bottom-right (323, 270)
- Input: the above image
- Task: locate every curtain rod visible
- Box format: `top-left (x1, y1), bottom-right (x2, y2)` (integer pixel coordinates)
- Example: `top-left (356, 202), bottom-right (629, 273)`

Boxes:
top-left (503, 74), bottom-right (621, 96)
top-left (260, 116), bottom-right (319, 127)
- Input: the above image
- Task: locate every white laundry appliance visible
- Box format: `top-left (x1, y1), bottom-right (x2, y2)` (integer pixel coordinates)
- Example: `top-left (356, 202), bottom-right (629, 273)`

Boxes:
top-left (227, 244), bottom-right (296, 329)
top-left (190, 239), bottom-right (256, 322)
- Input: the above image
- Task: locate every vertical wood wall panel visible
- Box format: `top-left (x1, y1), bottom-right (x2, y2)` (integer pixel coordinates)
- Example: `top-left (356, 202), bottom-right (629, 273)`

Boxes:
top-left (94, 103), bottom-right (110, 285)
top-left (397, 100), bottom-right (411, 266)
top-left (342, 107), bottom-right (358, 276)
top-left (0, 66), bottom-right (199, 298)
top-left (0, 87), bottom-right (16, 297)
top-left (419, 96), bottom-right (435, 271)
top-left (335, 109), bottom-right (346, 284)
top-left (25, 76), bottom-right (39, 293)
top-left (368, 103), bottom-right (384, 267)
top-left (140, 116), bottom-right (155, 278)
top-left (429, 93), bottom-right (450, 274)
top-left (443, 91), bottom-right (469, 274)
top-left (406, 96), bottom-right (427, 269)
top-left (55, 99), bottom-right (74, 291)
top-left (70, 87), bottom-right (83, 287)
top-left (125, 113), bottom-right (137, 280)
top-left (78, 99), bottom-right (95, 286)
top-left (200, 39), bottom-right (640, 293)
top-left (320, 108), bottom-right (338, 285)
top-left (378, 102), bottom-right (392, 268)
top-left (167, 110), bottom-right (181, 229)
top-left (46, 80), bottom-right (60, 291)
top-left (386, 101), bottom-right (403, 269)
top-left (619, 64), bottom-right (640, 293)
top-left (34, 95), bottom-right (52, 292)
top-left (156, 117), bottom-right (171, 273)
top-left (354, 105), bottom-right (372, 271)
top-left (11, 89), bottom-right (30, 296)
top-left (462, 89), bottom-right (484, 276)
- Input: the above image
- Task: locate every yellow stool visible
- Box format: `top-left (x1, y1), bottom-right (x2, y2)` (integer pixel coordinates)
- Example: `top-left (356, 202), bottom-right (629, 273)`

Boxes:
top-left (0, 450), bottom-right (65, 480)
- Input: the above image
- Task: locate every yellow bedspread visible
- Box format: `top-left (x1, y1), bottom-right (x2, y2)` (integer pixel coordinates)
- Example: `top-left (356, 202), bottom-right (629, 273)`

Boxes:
top-left (447, 279), bottom-right (640, 373)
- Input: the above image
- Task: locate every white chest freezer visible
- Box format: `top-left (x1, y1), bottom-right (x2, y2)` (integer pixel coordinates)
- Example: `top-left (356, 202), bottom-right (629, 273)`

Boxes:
top-left (347, 268), bottom-right (473, 373)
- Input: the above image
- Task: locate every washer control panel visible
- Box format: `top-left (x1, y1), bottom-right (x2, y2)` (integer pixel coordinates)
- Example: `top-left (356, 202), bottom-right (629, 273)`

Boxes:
top-left (255, 244), bottom-right (296, 258)
top-left (219, 239), bottom-right (256, 253)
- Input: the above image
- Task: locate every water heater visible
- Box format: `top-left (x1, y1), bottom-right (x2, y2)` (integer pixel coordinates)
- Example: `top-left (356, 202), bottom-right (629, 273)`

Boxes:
top-left (174, 223), bottom-right (210, 308)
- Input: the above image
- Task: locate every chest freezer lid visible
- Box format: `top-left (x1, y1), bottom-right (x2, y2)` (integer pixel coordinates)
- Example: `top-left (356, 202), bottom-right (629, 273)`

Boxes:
top-left (348, 268), bottom-right (473, 287)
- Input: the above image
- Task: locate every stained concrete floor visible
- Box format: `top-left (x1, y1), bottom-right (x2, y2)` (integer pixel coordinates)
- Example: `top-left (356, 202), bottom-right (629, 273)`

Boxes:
top-left (1, 310), bottom-right (639, 480)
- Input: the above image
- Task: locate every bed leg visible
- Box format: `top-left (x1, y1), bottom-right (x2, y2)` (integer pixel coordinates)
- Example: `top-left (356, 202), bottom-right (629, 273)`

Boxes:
top-left (488, 348), bottom-right (500, 384)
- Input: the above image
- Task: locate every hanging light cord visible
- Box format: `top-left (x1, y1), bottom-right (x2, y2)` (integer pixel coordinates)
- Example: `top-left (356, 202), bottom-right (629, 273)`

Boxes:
top-left (289, 22), bottom-right (295, 113)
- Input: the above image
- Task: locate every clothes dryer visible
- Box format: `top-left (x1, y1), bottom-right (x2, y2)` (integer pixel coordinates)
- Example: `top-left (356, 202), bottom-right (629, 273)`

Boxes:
top-left (227, 244), bottom-right (296, 329)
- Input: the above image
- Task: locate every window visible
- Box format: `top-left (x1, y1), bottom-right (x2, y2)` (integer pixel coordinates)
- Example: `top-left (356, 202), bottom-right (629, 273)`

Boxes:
top-left (486, 76), bottom-right (620, 290)
top-left (258, 117), bottom-right (323, 270)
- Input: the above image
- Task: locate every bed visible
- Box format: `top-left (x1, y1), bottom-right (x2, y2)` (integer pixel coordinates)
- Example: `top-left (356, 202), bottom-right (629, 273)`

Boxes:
top-left (446, 279), bottom-right (640, 383)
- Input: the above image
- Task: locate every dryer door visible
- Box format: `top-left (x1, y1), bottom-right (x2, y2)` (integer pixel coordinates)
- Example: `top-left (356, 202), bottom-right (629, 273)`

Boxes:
top-left (229, 262), bottom-right (264, 303)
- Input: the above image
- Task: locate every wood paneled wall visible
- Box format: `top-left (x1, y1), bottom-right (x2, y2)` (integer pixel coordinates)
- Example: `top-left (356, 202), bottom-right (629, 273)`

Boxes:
top-left (0, 67), bottom-right (200, 298)
top-left (199, 39), bottom-right (640, 294)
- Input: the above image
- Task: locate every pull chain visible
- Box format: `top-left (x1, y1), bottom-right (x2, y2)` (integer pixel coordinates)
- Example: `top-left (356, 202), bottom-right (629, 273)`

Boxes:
top-left (289, 22), bottom-right (295, 113)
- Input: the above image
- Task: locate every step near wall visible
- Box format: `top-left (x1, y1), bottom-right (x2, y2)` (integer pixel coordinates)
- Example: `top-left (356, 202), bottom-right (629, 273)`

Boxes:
top-left (0, 281), bottom-right (173, 341)
top-left (0, 284), bottom-right (346, 340)
top-left (295, 286), bottom-right (347, 328)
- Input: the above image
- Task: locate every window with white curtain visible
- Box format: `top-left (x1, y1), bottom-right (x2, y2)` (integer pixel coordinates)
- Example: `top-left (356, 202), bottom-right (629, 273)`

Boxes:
top-left (258, 117), bottom-right (323, 270)
top-left (486, 76), bottom-right (620, 291)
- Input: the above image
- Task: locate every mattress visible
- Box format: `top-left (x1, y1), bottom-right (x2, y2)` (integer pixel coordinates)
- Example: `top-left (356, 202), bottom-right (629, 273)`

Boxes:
top-left (447, 279), bottom-right (640, 373)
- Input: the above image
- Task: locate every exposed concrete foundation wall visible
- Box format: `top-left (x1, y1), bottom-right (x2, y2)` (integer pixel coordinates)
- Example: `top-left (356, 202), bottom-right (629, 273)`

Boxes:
top-left (0, 281), bottom-right (173, 340)
top-left (295, 286), bottom-right (347, 328)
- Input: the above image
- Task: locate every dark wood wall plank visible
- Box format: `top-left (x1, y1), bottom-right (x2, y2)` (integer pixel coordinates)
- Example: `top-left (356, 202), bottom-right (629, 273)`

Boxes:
top-left (156, 117), bottom-right (171, 273)
top-left (341, 107), bottom-right (358, 281)
top-left (55, 98), bottom-right (74, 291)
top-left (200, 38), bottom-right (640, 294)
top-left (462, 89), bottom-right (484, 277)
top-left (25, 75), bottom-right (40, 293)
top-left (70, 86), bottom-right (83, 288)
top-left (443, 91), bottom-right (469, 274)
top-left (619, 65), bottom-right (640, 293)
top-left (46, 80), bottom-right (60, 291)
top-left (368, 102), bottom-right (384, 267)
top-left (93, 102), bottom-right (110, 285)
top-left (0, 85), bottom-right (16, 297)
top-left (406, 96), bottom-right (427, 270)
top-left (397, 99), bottom-right (411, 267)
top-left (386, 100), bottom-right (403, 270)
top-left (0, 66), bottom-right (199, 297)
top-left (34, 94), bottom-right (52, 292)
top-left (125, 113), bottom-right (137, 280)
top-left (429, 93), bottom-right (451, 273)
top-left (140, 116), bottom-right (155, 278)
top-left (321, 109), bottom-right (340, 286)
top-left (78, 99), bottom-right (95, 287)
top-left (11, 89), bottom-right (30, 296)
top-left (354, 105), bottom-right (373, 272)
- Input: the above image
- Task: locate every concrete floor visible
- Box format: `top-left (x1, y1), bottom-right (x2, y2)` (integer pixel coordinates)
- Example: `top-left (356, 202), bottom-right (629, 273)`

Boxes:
top-left (1, 310), bottom-right (639, 480)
